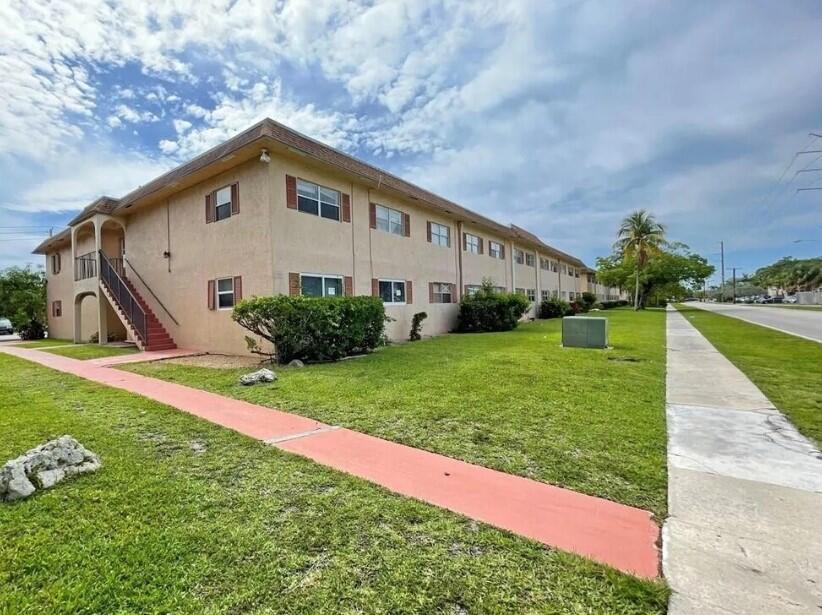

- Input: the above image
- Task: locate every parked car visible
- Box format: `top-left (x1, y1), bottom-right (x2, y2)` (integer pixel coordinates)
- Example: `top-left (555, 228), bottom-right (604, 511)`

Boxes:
top-left (0, 318), bottom-right (13, 335)
top-left (784, 295), bottom-right (798, 304)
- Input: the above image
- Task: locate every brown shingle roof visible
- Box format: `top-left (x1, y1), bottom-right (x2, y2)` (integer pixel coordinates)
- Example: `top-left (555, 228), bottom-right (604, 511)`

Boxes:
top-left (32, 228), bottom-right (71, 255)
top-left (67, 196), bottom-right (119, 226)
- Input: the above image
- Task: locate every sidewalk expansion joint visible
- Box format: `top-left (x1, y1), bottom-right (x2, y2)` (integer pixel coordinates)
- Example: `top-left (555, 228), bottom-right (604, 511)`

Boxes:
top-left (264, 425), bottom-right (341, 445)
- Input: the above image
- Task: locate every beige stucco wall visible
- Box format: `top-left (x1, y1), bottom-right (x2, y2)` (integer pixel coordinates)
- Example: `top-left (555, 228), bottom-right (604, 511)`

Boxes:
top-left (460, 223), bottom-right (510, 292)
top-left (123, 158), bottom-right (274, 355)
top-left (44, 245), bottom-right (74, 340)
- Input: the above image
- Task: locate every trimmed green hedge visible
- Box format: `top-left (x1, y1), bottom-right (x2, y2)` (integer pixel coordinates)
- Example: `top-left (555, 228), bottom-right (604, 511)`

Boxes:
top-left (600, 300), bottom-right (630, 309)
top-left (456, 285), bottom-right (531, 333)
top-left (539, 298), bottom-right (572, 319)
top-left (233, 295), bottom-right (386, 363)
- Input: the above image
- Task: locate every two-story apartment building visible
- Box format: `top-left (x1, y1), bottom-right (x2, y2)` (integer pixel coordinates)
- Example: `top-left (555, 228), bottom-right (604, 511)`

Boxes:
top-left (34, 119), bottom-right (624, 355)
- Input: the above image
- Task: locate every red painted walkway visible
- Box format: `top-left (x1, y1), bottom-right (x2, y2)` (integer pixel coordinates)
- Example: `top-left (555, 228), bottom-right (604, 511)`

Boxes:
top-left (1, 345), bottom-right (660, 578)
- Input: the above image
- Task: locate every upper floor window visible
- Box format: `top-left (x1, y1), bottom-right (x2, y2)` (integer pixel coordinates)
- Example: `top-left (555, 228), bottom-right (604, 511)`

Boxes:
top-left (301, 274), bottom-right (343, 297)
top-left (489, 241), bottom-right (504, 259)
top-left (206, 183), bottom-right (239, 223)
top-left (428, 222), bottom-right (450, 247)
top-left (216, 278), bottom-right (235, 309)
top-left (514, 249), bottom-right (524, 265)
top-left (298, 179), bottom-right (340, 221)
top-left (525, 253), bottom-right (535, 267)
top-left (51, 253), bottom-right (61, 274)
top-left (540, 257), bottom-right (550, 270)
top-left (376, 204), bottom-right (405, 235)
top-left (464, 233), bottom-right (482, 254)
top-left (215, 186), bottom-right (232, 221)
top-left (379, 279), bottom-right (406, 304)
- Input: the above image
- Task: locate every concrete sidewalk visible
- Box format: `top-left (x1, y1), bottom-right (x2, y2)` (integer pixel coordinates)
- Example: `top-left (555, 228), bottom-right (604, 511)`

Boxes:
top-left (664, 308), bottom-right (822, 614)
top-left (0, 344), bottom-right (660, 578)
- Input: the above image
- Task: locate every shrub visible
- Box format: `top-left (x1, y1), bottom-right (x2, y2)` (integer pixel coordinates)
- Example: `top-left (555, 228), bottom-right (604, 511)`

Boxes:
top-left (600, 300), bottom-right (630, 309)
top-left (456, 283), bottom-right (530, 333)
top-left (539, 297), bottom-right (572, 319)
top-left (17, 319), bottom-right (45, 340)
top-left (568, 301), bottom-right (583, 314)
top-left (233, 295), bottom-right (386, 364)
top-left (580, 292), bottom-right (597, 311)
top-left (409, 312), bottom-right (427, 341)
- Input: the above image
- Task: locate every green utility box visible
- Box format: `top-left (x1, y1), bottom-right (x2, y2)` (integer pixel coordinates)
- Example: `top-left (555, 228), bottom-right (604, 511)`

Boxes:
top-left (562, 316), bottom-right (608, 349)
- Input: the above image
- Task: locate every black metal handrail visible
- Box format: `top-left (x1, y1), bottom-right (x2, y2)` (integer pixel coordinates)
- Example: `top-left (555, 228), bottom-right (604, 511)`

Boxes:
top-left (99, 250), bottom-right (147, 344)
top-left (75, 252), bottom-right (97, 281)
top-left (124, 257), bottom-right (179, 326)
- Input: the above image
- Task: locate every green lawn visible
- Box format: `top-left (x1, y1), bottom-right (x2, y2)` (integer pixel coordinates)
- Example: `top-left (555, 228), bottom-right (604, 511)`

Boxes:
top-left (43, 344), bottom-right (139, 360)
top-left (0, 354), bottom-right (668, 614)
top-left (13, 338), bottom-right (74, 348)
top-left (125, 309), bottom-right (669, 517)
top-left (675, 305), bottom-right (822, 445)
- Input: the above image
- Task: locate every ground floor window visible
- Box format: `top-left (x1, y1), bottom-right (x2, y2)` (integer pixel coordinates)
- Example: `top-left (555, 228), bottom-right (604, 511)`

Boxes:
top-left (526, 289), bottom-right (536, 302)
top-left (379, 280), bottom-right (406, 304)
top-left (301, 274), bottom-right (343, 297)
top-left (217, 278), bottom-right (235, 309)
top-left (430, 282), bottom-right (453, 303)
top-left (541, 290), bottom-right (550, 302)
top-left (52, 300), bottom-right (62, 317)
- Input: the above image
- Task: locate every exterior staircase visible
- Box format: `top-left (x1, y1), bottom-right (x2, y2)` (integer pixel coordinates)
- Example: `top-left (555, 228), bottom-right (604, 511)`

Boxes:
top-left (99, 251), bottom-right (176, 351)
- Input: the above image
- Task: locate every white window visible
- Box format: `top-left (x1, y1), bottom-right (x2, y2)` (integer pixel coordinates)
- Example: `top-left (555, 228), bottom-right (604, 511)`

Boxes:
top-left (569, 292), bottom-right (575, 301)
top-left (552, 290), bottom-right (559, 299)
top-left (301, 274), bottom-right (343, 297)
top-left (297, 179), bottom-right (340, 221)
top-left (540, 258), bottom-right (549, 270)
top-left (379, 279), bottom-right (406, 304)
top-left (514, 249), bottom-right (524, 265)
top-left (526, 289), bottom-right (536, 302)
top-left (515, 287), bottom-right (525, 295)
top-left (465, 285), bottom-right (481, 296)
top-left (216, 278), bottom-right (235, 309)
top-left (525, 253), bottom-right (535, 267)
top-left (430, 222), bottom-right (450, 247)
top-left (489, 241), bottom-right (504, 259)
top-left (464, 233), bottom-right (480, 254)
top-left (215, 186), bottom-right (232, 221)
top-left (551, 261), bottom-right (558, 272)
top-left (376, 204), bottom-right (404, 235)
top-left (431, 282), bottom-right (453, 303)
top-left (541, 290), bottom-right (550, 301)
top-left (51, 253), bottom-right (61, 274)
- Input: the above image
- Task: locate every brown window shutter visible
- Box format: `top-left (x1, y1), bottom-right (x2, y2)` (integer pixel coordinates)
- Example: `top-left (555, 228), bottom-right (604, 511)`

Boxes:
top-left (451, 284), bottom-right (457, 303)
top-left (233, 276), bottom-right (242, 302)
top-left (344, 276), bottom-right (353, 296)
top-left (403, 212), bottom-right (411, 237)
top-left (205, 193), bottom-right (214, 223)
top-left (500, 245), bottom-right (506, 259)
top-left (478, 238), bottom-right (484, 255)
top-left (288, 272), bottom-right (300, 296)
top-left (406, 280), bottom-right (413, 304)
top-left (369, 202), bottom-right (377, 229)
top-left (341, 193), bottom-right (351, 223)
top-left (231, 182), bottom-right (240, 215)
top-left (426, 221), bottom-right (432, 242)
top-left (207, 279), bottom-right (215, 310)
top-left (286, 175), bottom-right (298, 209)
top-left (428, 282), bottom-right (434, 303)
top-left (463, 232), bottom-right (467, 251)
top-left (372, 278), bottom-right (379, 297)
top-left (446, 229), bottom-right (451, 248)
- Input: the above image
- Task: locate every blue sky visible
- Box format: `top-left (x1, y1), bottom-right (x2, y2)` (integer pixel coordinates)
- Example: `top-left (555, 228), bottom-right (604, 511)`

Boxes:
top-left (2, 0), bottom-right (821, 286)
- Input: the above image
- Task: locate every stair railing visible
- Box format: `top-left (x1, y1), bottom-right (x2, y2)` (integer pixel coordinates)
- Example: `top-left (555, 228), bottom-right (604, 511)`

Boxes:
top-left (99, 250), bottom-right (147, 344)
top-left (123, 257), bottom-right (179, 326)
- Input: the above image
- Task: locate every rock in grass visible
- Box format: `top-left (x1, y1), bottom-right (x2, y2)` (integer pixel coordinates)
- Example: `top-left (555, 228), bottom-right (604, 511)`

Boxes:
top-left (288, 359), bottom-right (305, 368)
top-left (239, 368), bottom-right (277, 386)
top-left (0, 436), bottom-right (101, 502)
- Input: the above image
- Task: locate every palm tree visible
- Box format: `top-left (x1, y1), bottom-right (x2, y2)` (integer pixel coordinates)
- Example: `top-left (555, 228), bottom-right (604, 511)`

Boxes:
top-left (615, 210), bottom-right (666, 310)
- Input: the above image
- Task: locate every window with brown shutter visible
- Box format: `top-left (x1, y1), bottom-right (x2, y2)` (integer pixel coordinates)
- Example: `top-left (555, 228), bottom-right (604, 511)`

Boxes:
top-left (286, 175), bottom-right (298, 209)
top-left (403, 213), bottom-right (411, 237)
top-left (406, 280), bottom-right (413, 304)
top-left (289, 272), bottom-right (300, 296)
top-left (477, 238), bottom-right (484, 255)
top-left (429, 282), bottom-right (453, 303)
top-left (341, 193), bottom-right (351, 223)
top-left (230, 183), bottom-right (240, 215)
top-left (205, 193), bottom-right (215, 224)
top-left (371, 278), bottom-right (379, 297)
top-left (233, 276), bottom-right (242, 302)
top-left (207, 280), bottom-right (216, 310)
top-left (52, 300), bottom-right (62, 317)
top-left (344, 276), bottom-right (353, 296)
top-left (369, 202), bottom-right (377, 229)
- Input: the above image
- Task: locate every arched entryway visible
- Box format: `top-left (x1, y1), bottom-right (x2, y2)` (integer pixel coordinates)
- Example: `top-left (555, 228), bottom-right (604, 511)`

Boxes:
top-left (73, 291), bottom-right (98, 343)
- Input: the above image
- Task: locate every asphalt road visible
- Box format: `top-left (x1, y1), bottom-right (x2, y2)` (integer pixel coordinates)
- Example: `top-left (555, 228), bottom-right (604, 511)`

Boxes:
top-left (0, 333), bottom-right (21, 343)
top-left (688, 302), bottom-right (822, 343)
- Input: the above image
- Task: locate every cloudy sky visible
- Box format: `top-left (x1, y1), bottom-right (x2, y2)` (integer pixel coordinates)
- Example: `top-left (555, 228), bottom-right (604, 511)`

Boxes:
top-left (2, 0), bottom-right (822, 283)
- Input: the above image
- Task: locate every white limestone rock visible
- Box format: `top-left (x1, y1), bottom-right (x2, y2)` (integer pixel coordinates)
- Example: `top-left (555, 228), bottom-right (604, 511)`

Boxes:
top-left (1, 436), bottom-right (101, 502)
top-left (288, 359), bottom-right (305, 368)
top-left (239, 368), bottom-right (277, 386)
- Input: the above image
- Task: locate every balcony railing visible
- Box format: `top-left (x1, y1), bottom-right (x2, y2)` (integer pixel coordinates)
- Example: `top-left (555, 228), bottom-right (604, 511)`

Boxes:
top-left (74, 252), bottom-right (97, 281)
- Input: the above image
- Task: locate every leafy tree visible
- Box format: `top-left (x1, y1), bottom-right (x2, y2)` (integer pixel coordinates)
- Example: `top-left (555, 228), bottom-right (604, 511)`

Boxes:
top-left (750, 257), bottom-right (822, 292)
top-left (614, 210), bottom-right (667, 310)
top-left (0, 267), bottom-right (47, 338)
top-left (596, 244), bottom-right (713, 308)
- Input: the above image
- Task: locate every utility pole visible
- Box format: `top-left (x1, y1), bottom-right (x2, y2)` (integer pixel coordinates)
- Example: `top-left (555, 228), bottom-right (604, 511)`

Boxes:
top-left (720, 241), bottom-right (725, 303)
